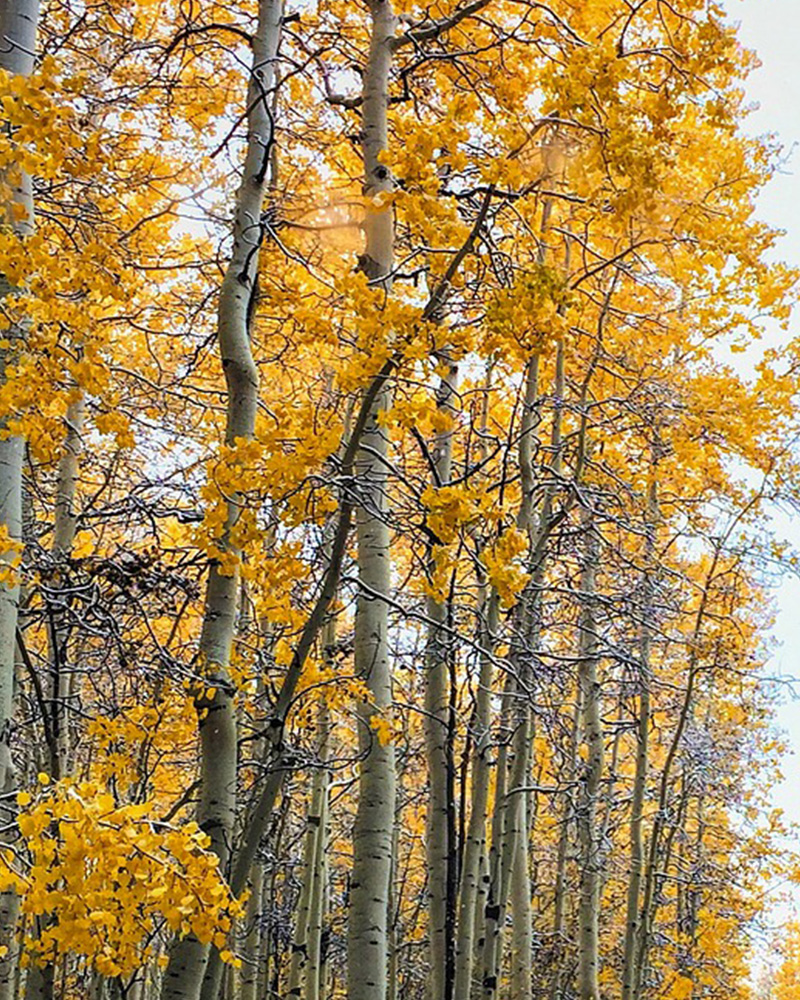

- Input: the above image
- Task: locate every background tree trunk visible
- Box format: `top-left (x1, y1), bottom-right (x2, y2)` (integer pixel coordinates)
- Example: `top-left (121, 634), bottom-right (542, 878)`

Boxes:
top-left (576, 511), bottom-right (602, 1000)
top-left (425, 357), bottom-right (458, 1000)
top-left (621, 477), bottom-right (657, 1000)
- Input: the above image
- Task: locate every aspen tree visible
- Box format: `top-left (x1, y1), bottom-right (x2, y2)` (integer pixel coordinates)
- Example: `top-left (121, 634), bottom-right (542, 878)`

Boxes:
top-left (621, 475), bottom-right (658, 1000)
top-left (346, 4), bottom-right (397, 1000)
top-left (238, 873), bottom-right (261, 1000)
top-left (550, 690), bottom-right (581, 1000)
top-left (0, 0), bottom-right (40, 798)
top-left (160, 2), bottom-right (283, 999)
top-left (0, 4), bottom-right (40, 997)
top-left (480, 350), bottom-right (544, 1000)
top-left (0, 3), bottom-right (794, 999)
top-left (23, 395), bottom-right (84, 1000)
top-left (454, 576), bottom-right (497, 1000)
top-left (454, 365), bottom-right (496, 1000)
top-left (288, 704), bottom-right (329, 1000)
top-left (49, 393), bottom-right (85, 778)
top-left (576, 509), bottom-right (602, 1000)
top-left (424, 356), bottom-right (459, 1000)
top-left (303, 700), bottom-right (330, 1000)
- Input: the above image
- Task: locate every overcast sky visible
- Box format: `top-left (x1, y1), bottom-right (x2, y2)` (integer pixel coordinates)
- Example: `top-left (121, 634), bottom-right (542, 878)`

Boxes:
top-left (722, 0), bottom-right (800, 924)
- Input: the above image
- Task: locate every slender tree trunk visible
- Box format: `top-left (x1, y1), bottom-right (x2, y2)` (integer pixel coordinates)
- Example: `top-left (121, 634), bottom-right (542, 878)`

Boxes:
top-left (0, 763), bottom-right (19, 1000)
top-left (634, 542), bottom-right (719, 1000)
top-left (621, 478), bottom-right (657, 1000)
top-left (23, 395), bottom-right (87, 998)
top-left (455, 367), bottom-right (495, 1000)
top-left (48, 393), bottom-right (85, 780)
top-left (387, 799), bottom-right (400, 1000)
top-left (304, 515), bottom-right (336, 1000)
top-left (288, 703), bottom-right (329, 1000)
top-left (480, 349), bottom-right (547, 1000)
top-left (454, 583), bottom-right (497, 1000)
top-left (160, 4), bottom-right (283, 1000)
top-left (287, 826), bottom-right (315, 998)
top-left (505, 350), bottom-right (547, 1000)
top-left (304, 701), bottom-right (330, 1000)
top-left (239, 867), bottom-right (262, 1000)
top-left (478, 679), bottom-right (511, 1000)
top-left (347, 375), bottom-right (396, 1000)
top-left (576, 511), bottom-right (602, 1000)
top-left (346, 5), bottom-right (397, 1000)
top-left (549, 689), bottom-right (581, 1000)
top-left (425, 357), bottom-right (458, 1000)
top-left (509, 810), bottom-right (533, 1000)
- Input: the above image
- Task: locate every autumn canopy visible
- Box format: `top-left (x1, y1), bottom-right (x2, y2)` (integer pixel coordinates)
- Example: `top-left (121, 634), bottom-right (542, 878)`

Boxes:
top-left (0, 1), bottom-right (798, 1000)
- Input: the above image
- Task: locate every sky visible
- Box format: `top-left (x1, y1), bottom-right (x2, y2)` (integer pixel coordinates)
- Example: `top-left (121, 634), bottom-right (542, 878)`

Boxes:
top-left (723, 0), bottom-right (800, 922)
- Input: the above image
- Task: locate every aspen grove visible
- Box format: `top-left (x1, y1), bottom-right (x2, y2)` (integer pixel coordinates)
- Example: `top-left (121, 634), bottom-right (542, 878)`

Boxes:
top-left (0, 1), bottom-right (798, 1000)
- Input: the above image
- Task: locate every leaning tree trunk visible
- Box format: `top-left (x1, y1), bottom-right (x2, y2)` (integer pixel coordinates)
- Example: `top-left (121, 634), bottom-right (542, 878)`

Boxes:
top-left (160, 4), bottom-right (283, 1000)
top-left (346, 6), bottom-right (397, 1000)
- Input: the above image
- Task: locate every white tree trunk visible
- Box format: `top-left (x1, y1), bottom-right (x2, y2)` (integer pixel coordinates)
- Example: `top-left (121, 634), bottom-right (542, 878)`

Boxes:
top-left (0, 7), bottom-right (40, 998)
top-left (238, 867), bottom-right (262, 1000)
top-left (424, 358), bottom-right (458, 1000)
top-left (0, 0), bottom-right (40, 801)
top-left (50, 393), bottom-right (85, 778)
top-left (288, 703), bottom-right (329, 1000)
top-left (621, 478), bottom-right (656, 1000)
top-left (576, 512), bottom-right (602, 1000)
top-left (455, 369), bottom-right (495, 1000)
top-left (160, 4), bottom-right (283, 1000)
top-left (454, 584), bottom-right (497, 1000)
top-left (304, 700), bottom-right (330, 1000)
top-left (346, 6), bottom-right (397, 1000)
